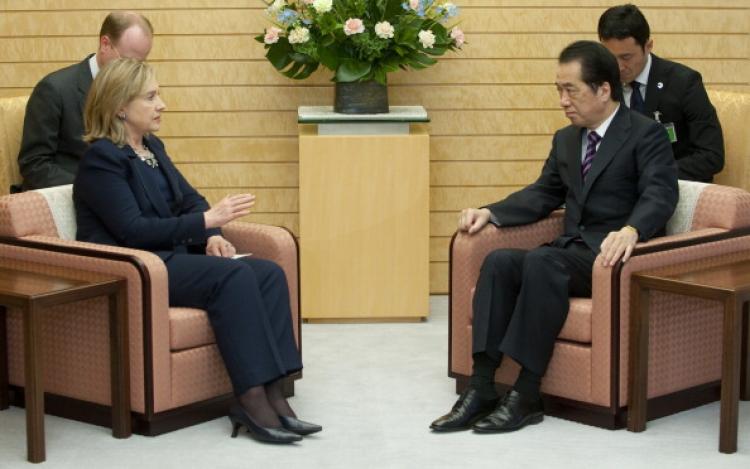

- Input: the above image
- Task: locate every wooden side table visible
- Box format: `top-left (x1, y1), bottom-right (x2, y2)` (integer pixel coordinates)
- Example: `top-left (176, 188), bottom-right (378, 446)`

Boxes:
top-left (0, 267), bottom-right (129, 463)
top-left (628, 260), bottom-right (750, 453)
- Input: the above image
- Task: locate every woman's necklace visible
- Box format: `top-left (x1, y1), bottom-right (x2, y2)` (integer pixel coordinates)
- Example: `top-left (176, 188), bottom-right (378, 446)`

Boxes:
top-left (133, 144), bottom-right (158, 168)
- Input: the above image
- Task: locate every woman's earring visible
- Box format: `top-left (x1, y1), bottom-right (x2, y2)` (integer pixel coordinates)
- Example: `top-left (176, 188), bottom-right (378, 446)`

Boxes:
top-left (118, 113), bottom-right (126, 121)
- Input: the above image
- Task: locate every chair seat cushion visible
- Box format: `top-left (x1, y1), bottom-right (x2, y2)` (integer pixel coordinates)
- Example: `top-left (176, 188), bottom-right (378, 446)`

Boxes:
top-left (468, 288), bottom-right (591, 344)
top-left (560, 298), bottom-right (592, 343)
top-left (169, 307), bottom-right (215, 351)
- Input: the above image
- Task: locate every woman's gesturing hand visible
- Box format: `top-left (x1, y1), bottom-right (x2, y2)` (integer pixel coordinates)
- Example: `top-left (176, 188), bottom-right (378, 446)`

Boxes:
top-left (204, 194), bottom-right (256, 229)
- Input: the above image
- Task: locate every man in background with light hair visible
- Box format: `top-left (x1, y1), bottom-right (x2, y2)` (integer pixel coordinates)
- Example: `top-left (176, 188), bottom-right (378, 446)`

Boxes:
top-left (18, 10), bottom-right (153, 190)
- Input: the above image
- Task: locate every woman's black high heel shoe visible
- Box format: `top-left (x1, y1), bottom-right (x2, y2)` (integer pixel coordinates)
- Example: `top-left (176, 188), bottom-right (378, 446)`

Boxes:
top-left (278, 415), bottom-right (323, 435)
top-left (229, 405), bottom-right (302, 444)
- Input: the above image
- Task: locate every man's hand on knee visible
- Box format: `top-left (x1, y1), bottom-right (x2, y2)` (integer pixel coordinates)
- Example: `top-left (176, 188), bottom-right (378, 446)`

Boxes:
top-left (458, 208), bottom-right (492, 234)
top-left (599, 225), bottom-right (638, 267)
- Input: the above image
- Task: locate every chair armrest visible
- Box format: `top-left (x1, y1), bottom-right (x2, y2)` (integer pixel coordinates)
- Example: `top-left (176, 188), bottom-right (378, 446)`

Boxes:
top-left (449, 211), bottom-right (565, 376)
top-left (221, 221), bottom-right (300, 341)
top-left (0, 235), bottom-right (172, 414)
top-left (451, 211), bottom-right (565, 315)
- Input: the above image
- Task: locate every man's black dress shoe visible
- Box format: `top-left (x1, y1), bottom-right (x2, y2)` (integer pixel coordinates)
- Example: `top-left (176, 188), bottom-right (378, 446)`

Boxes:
top-left (228, 405), bottom-right (302, 444)
top-left (430, 388), bottom-right (500, 432)
top-left (279, 415), bottom-right (323, 435)
top-left (472, 390), bottom-right (543, 433)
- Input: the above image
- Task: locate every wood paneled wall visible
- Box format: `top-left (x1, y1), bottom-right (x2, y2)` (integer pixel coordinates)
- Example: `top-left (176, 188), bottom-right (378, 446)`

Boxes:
top-left (1, 0), bottom-right (748, 293)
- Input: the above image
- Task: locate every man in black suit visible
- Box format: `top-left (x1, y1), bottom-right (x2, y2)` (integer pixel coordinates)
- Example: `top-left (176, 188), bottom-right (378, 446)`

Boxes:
top-left (17, 11), bottom-right (153, 190)
top-left (430, 41), bottom-right (678, 434)
top-left (598, 3), bottom-right (724, 182)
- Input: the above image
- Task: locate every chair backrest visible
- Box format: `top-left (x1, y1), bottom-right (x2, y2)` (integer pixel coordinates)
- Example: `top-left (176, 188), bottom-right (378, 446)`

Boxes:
top-left (0, 184), bottom-right (76, 240)
top-left (0, 95), bottom-right (29, 195)
top-left (707, 89), bottom-right (750, 191)
top-left (666, 179), bottom-right (750, 235)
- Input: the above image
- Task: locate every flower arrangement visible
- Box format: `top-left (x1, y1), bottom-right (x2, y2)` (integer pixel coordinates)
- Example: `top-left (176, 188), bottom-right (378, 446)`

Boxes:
top-left (256, 0), bottom-right (465, 84)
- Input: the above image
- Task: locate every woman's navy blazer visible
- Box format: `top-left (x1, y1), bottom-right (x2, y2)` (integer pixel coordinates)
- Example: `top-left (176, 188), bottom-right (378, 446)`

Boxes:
top-left (74, 135), bottom-right (220, 260)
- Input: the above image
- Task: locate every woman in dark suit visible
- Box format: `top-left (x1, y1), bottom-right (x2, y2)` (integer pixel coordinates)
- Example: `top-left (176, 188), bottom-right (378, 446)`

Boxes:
top-left (74, 58), bottom-right (320, 444)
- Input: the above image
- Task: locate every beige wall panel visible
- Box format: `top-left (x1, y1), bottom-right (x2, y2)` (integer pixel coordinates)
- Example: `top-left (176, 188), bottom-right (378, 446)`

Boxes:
top-left (175, 162), bottom-right (298, 188)
top-left (0, 38), bottom-right (94, 63)
top-left (3, 33), bottom-right (745, 63)
top-left (431, 186), bottom-right (524, 211)
top-left (163, 135), bottom-right (554, 164)
top-left (431, 136), bottom-right (551, 161)
top-left (236, 212), bottom-right (298, 235)
top-left (653, 35), bottom-right (750, 60)
top-left (160, 86), bottom-right (331, 112)
top-left (11, 1), bottom-right (741, 9)
top-left (430, 262), bottom-right (448, 294)
top-left (0, 89), bottom-right (29, 98)
top-left (392, 85), bottom-right (559, 110)
top-left (4, 8), bottom-right (745, 36)
top-left (158, 111), bottom-right (297, 137)
top-left (432, 213), bottom-right (469, 237)
top-left (0, 0), bottom-right (250, 9)
top-left (430, 110), bottom-right (567, 135)
top-left (431, 238), bottom-right (452, 263)
top-left (0, 10), bottom-right (266, 36)
top-left (679, 60), bottom-right (749, 83)
top-left (6, 60), bottom-right (744, 89)
top-left (161, 85), bottom-right (559, 112)
top-left (459, 8), bottom-right (747, 34)
top-left (431, 161), bottom-right (545, 186)
top-left (161, 110), bottom-right (566, 138)
top-left (199, 188), bottom-right (298, 213)
top-left (162, 137), bottom-right (298, 162)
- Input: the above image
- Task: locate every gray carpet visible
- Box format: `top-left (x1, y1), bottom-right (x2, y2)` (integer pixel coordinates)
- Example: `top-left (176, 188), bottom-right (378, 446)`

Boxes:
top-left (1, 296), bottom-right (748, 468)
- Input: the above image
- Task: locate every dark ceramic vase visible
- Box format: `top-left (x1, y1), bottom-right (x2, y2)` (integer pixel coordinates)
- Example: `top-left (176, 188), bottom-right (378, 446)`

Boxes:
top-left (334, 80), bottom-right (389, 114)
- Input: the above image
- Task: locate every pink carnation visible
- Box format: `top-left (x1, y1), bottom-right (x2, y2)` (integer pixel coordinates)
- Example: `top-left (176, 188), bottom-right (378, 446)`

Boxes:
top-left (450, 27), bottom-right (465, 48)
top-left (409, 0), bottom-right (419, 9)
top-left (343, 18), bottom-right (365, 36)
top-left (264, 26), bottom-right (282, 44)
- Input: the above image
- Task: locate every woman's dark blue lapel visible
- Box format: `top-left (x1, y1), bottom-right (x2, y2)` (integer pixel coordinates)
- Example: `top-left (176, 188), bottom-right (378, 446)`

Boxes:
top-left (125, 143), bottom-right (173, 218)
top-left (146, 135), bottom-right (184, 209)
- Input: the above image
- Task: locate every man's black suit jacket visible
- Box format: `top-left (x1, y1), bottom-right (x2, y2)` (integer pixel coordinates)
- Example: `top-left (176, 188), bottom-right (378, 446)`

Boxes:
top-left (74, 135), bottom-right (221, 261)
top-left (643, 54), bottom-right (723, 182)
top-left (18, 55), bottom-right (93, 190)
top-left (485, 105), bottom-right (678, 254)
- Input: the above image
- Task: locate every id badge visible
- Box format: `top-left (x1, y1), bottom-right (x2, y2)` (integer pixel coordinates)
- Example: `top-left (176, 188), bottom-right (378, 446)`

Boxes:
top-left (664, 122), bottom-right (677, 143)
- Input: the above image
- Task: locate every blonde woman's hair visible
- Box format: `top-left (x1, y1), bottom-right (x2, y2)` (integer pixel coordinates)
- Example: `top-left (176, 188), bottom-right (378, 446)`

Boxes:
top-left (83, 58), bottom-right (155, 145)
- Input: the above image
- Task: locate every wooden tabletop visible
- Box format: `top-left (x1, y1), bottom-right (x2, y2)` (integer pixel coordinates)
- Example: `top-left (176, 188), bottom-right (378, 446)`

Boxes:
top-left (0, 267), bottom-right (122, 304)
top-left (635, 260), bottom-right (750, 295)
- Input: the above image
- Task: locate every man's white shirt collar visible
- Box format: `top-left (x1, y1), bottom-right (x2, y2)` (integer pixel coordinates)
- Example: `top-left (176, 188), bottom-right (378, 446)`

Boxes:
top-left (88, 54), bottom-right (100, 79)
top-left (581, 104), bottom-right (620, 161)
top-left (624, 53), bottom-right (652, 105)
top-left (590, 104), bottom-right (620, 139)
top-left (634, 53), bottom-right (652, 87)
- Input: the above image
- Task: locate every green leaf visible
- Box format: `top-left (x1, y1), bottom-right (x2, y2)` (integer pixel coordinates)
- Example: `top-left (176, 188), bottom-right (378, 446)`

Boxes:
top-left (319, 46), bottom-right (341, 71)
top-left (336, 59), bottom-right (371, 82)
top-left (265, 39), bottom-right (293, 70)
top-left (381, 0), bottom-right (403, 19)
top-left (410, 52), bottom-right (437, 66)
